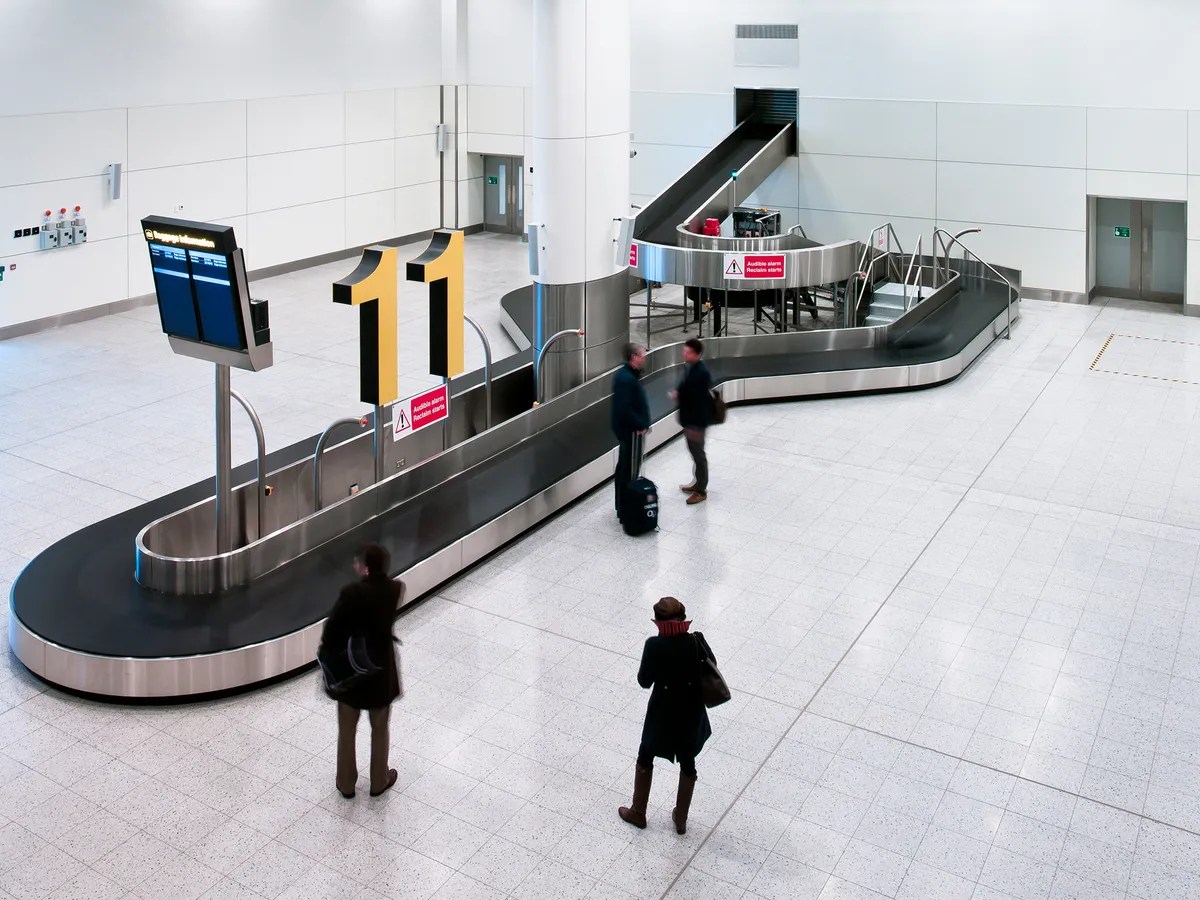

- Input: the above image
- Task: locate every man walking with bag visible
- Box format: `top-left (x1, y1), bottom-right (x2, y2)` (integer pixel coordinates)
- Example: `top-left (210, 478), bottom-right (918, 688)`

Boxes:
top-left (611, 342), bottom-right (650, 519)
top-left (671, 338), bottom-right (713, 505)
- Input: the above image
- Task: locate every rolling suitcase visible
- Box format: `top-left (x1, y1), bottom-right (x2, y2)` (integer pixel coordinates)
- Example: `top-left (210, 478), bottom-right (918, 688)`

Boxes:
top-left (621, 434), bottom-right (659, 536)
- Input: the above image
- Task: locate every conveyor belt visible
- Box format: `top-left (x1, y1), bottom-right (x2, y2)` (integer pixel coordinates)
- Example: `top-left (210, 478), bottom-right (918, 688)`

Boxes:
top-left (10, 279), bottom-right (1010, 667)
top-left (634, 120), bottom-right (784, 247)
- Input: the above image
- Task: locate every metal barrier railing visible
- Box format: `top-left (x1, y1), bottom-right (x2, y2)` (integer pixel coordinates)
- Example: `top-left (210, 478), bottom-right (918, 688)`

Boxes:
top-left (932, 228), bottom-right (1017, 339)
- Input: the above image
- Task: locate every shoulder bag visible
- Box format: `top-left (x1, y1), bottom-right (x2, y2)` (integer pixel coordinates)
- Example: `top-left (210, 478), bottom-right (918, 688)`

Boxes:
top-left (709, 388), bottom-right (727, 426)
top-left (693, 631), bottom-right (731, 708)
top-left (318, 634), bottom-right (380, 698)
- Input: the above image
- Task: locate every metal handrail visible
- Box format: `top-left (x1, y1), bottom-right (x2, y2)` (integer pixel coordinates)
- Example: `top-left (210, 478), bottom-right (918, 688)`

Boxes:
top-left (463, 315), bottom-right (493, 430)
top-left (534, 329), bottom-right (585, 406)
top-left (902, 235), bottom-right (924, 310)
top-left (313, 416), bottom-right (369, 511)
top-left (935, 227), bottom-right (982, 284)
top-left (787, 223), bottom-right (808, 239)
top-left (854, 222), bottom-right (907, 313)
top-left (846, 271), bottom-right (870, 327)
top-left (932, 228), bottom-right (1017, 340)
top-left (229, 389), bottom-right (272, 541)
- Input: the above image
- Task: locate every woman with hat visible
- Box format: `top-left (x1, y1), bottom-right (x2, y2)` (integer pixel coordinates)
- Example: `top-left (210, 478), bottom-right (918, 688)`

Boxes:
top-left (618, 596), bottom-right (713, 835)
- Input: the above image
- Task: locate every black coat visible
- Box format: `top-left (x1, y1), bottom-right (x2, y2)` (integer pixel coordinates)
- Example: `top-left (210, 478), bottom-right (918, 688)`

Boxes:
top-left (320, 574), bottom-right (403, 710)
top-left (611, 364), bottom-right (650, 442)
top-left (676, 361), bottom-right (713, 429)
top-left (636, 632), bottom-right (712, 763)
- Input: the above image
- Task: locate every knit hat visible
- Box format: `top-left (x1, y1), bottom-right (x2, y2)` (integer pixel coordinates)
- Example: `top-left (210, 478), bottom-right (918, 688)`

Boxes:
top-left (653, 596), bottom-right (686, 621)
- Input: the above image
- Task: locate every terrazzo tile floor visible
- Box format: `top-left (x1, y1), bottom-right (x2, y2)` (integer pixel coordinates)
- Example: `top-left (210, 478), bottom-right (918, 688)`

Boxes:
top-left (2, 233), bottom-right (1200, 898)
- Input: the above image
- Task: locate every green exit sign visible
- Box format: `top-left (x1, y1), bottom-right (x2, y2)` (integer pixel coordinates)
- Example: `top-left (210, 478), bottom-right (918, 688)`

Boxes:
top-left (487, 175), bottom-right (498, 185)
top-left (1114, 226), bottom-right (1131, 238)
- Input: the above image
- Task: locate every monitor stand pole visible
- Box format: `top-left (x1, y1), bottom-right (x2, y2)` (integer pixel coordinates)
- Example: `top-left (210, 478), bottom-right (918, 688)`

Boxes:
top-left (215, 363), bottom-right (234, 555)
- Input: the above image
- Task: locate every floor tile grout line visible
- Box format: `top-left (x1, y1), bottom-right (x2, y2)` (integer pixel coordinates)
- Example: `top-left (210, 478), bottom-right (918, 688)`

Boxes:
top-left (659, 307), bottom-right (1107, 899)
top-left (805, 708), bottom-right (1199, 843)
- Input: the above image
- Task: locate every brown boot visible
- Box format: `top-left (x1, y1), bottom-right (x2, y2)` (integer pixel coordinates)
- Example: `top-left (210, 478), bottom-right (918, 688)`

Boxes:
top-left (618, 765), bottom-right (653, 829)
top-left (672, 772), bottom-right (697, 834)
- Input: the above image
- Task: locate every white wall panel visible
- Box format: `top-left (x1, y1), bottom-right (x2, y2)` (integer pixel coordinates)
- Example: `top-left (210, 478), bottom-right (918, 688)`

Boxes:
top-left (456, 177), bottom-right (485, 229)
top-left (395, 86), bottom-right (442, 139)
top-left (346, 90), bottom-right (395, 145)
top-left (245, 199), bottom-right (345, 270)
top-left (797, 154), bottom-right (936, 220)
top-left (631, 92), bottom-right (731, 149)
top-left (126, 159), bottom-right (247, 233)
top-left (248, 147), bottom-right (345, 213)
top-left (128, 102), bottom-right (246, 171)
top-left (1188, 240), bottom-right (1200, 309)
top-left (794, 210), bottom-right (929, 251)
top-left (938, 162), bottom-right (1086, 231)
top-left (346, 191), bottom-right (397, 248)
top-left (466, 0), bottom-right (533, 87)
top-left (0, 110), bottom-right (127, 187)
top-left (937, 103), bottom-right (1085, 169)
top-left (1088, 170), bottom-right (1187, 203)
top-left (744, 159), bottom-right (800, 211)
top-left (465, 134), bottom-right (524, 156)
top-left (795, 98), bottom-right (935, 160)
top-left (346, 141), bottom-right (395, 196)
top-left (247, 94), bottom-right (345, 156)
top-left (0, 238), bottom-right (128, 328)
top-left (939, 219), bottom-right (1086, 294)
top-left (0, 176), bottom-right (127, 259)
top-left (467, 86), bottom-right (524, 137)
top-left (1190, 113), bottom-right (1200, 176)
top-left (1087, 108), bottom-right (1188, 174)
top-left (1189, 179), bottom-right (1200, 241)
top-left (395, 135), bottom-right (440, 188)
top-left (629, 143), bottom-right (707, 200)
top-left (396, 182), bottom-right (442, 236)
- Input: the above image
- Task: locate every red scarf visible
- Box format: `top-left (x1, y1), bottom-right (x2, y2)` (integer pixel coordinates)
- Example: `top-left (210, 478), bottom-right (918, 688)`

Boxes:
top-left (654, 619), bottom-right (692, 636)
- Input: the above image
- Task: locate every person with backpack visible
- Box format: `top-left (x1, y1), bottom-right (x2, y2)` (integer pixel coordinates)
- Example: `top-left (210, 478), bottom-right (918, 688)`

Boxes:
top-left (611, 342), bottom-right (651, 518)
top-left (618, 596), bottom-right (714, 835)
top-left (319, 543), bottom-right (404, 799)
top-left (670, 338), bottom-right (713, 505)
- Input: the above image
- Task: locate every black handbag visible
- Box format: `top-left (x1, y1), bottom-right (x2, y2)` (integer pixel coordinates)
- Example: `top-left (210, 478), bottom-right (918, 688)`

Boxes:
top-left (694, 632), bottom-right (730, 708)
top-left (317, 635), bottom-right (380, 697)
top-left (709, 389), bottom-right (727, 425)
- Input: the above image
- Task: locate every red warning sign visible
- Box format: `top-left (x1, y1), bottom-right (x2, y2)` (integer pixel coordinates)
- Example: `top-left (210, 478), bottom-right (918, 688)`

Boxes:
top-left (629, 242), bottom-right (639, 267)
top-left (392, 384), bottom-right (449, 441)
top-left (723, 253), bottom-right (786, 280)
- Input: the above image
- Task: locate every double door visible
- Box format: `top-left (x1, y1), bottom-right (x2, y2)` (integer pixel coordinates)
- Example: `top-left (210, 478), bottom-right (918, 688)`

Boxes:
top-left (483, 155), bottom-right (524, 235)
top-left (1094, 198), bottom-right (1186, 302)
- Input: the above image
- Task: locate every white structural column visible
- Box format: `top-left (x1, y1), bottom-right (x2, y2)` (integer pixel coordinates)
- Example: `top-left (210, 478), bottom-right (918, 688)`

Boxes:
top-left (530, 0), bottom-right (631, 392)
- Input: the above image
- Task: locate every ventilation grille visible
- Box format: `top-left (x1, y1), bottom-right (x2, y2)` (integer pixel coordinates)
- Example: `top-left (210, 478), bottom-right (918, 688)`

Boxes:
top-left (734, 23), bottom-right (799, 67)
top-left (735, 89), bottom-right (798, 126)
top-left (735, 24), bottom-right (798, 40)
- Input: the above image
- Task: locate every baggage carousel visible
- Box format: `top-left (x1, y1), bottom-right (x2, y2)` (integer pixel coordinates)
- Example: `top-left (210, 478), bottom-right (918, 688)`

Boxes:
top-left (9, 268), bottom-right (1017, 699)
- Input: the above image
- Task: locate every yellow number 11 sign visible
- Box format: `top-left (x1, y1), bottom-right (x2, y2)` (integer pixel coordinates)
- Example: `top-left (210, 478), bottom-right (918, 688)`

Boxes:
top-left (332, 230), bottom-right (465, 408)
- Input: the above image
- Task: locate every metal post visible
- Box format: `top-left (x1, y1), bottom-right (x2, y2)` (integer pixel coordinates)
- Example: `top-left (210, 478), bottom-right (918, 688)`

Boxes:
top-left (442, 377), bottom-right (450, 451)
top-left (463, 315), bottom-right (493, 430)
top-left (314, 416), bottom-right (369, 511)
top-left (373, 404), bottom-right (386, 485)
top-left (229, 389), bottom-right (269, 542)
top-left (535, 328), bottom-right (585, 406)
top-left (645, 282), bottom-right (652, 349)
top-left (214, 363), bottom-right (233, 554)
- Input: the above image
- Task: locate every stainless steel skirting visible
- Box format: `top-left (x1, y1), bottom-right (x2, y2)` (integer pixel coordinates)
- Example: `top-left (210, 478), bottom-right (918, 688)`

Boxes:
top-left (9, 301), bottom-right (1016, 698)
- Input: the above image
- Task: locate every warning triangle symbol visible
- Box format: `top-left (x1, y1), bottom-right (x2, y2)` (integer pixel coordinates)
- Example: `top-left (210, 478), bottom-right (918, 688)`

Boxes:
top-left (397, 409), bottom-right (410, 430)
top-left (725, 258), bottom-right (742, 276)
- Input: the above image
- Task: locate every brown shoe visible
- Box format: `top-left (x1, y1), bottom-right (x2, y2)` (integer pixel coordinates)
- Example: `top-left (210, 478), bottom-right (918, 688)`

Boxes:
top-left (672, 772), bottom-right (697, 835)
top-left (686, 492), bottom-right (707, 505)
top-left (618, 765), bottom-right (653, 829)
top-left (679, 483), bottom-right (696, 494)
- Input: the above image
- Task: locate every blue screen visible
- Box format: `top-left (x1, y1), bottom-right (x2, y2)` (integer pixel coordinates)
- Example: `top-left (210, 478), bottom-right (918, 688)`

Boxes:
top-left (189, 251), bottom-right (245, 350)
top-left (149, 244), bottom-right (200, 341)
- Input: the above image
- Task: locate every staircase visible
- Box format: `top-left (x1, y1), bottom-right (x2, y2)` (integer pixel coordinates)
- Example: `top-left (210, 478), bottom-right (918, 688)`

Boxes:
top-left (864, 282), bottom-right (922, 326)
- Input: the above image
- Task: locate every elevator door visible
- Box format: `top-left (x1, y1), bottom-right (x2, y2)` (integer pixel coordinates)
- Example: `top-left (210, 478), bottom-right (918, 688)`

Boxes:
top-left (483, 155), bottom-right (524, 235)
top-left (1095, 198), bottom-right (1186, 302)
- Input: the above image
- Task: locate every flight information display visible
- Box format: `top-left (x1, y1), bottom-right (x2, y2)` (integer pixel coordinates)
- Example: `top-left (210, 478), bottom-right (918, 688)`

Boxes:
top-left (142, 218), bottom-right (248, 352)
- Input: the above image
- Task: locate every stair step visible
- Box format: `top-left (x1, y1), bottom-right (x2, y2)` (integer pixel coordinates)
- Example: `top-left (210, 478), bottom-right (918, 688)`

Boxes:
top-left (865, 314), bottom-right (896, 326)
top-left (870, 296), bottom-right (906, 311)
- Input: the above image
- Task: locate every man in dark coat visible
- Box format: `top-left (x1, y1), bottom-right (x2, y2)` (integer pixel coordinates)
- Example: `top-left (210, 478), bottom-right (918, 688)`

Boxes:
top-left (619, 596), bottom-right (712, 835)
top-left (671, 338), bottom-right (713, 505)
top-left (321, 543), bottom-right (404, 798)
top-left (611, 342), bottom-right (650, 517)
